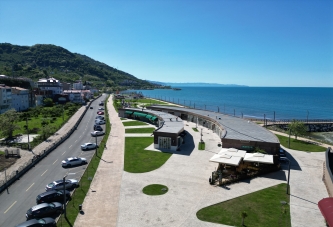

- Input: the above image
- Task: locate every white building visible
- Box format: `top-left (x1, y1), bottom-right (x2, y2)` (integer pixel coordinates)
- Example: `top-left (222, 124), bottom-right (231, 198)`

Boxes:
top-left (0, 84), bottom-right (12, 114)
top-left (73, 81), bottom-right (83, 90)
top-left (63, 90), bottom-right (84, 104)
top-left (11, 87), bottom-right (30, 111)
top-left (37, 78), bottom-right (62, 96)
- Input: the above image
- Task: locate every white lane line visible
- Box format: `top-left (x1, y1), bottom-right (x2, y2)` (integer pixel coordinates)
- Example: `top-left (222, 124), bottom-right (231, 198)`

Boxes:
top-left (53, 159), bottom-right (58, 165)
top-left (79, 135), bottom-right (82, 138)
top-left (4, 201), bottom-right (17, 214)
top-left (26, 183), bottom-right (35, 191)
top-left (69, 145), bottom-right (72, 148)
top-left (41, 169), bottom-right (48, 176)
top-left (62, 151), bottom-right (66, 155)
top-left (75, 140), bottom-right (77, 143)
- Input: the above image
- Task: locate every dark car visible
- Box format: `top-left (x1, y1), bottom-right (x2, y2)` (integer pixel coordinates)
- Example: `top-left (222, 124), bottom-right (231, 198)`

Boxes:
top-left (90, 106), bottom-right (93, 109)
top-left (15, 217), bottom-right (56, 227)
top-left (26, 202), bottom-right (63, 220)
top-left (36, 190), bottom-right (71, 204)
top-left (94, 125), bottom-right (103, 131)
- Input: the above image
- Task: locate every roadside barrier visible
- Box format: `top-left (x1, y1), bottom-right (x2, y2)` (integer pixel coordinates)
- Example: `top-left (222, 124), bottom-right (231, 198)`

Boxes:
top-left (0, 95), bottom-right (101, 194)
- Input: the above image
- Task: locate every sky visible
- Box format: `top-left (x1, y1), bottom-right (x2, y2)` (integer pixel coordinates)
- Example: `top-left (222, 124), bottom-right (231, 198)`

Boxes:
top-left (0, 0), bottom-right (332, 87)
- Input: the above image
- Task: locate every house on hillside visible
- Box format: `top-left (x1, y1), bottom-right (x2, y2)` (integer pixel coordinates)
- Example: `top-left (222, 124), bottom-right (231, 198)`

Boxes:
top-left (11, 87), bottom-right (30, 111)
top-left (0, 84), bottom-right (12, 114)
top-left (37, 78), bottom-right (63, 96)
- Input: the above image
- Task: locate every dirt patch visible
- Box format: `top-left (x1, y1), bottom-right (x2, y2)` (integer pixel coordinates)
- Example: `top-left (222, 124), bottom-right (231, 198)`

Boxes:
top-left (0, 154), bottom-right (18, 172)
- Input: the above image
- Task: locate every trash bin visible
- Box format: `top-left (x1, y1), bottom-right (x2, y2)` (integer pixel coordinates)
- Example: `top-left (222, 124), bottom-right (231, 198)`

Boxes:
top-left (79, 204), bottom-right (82, 211)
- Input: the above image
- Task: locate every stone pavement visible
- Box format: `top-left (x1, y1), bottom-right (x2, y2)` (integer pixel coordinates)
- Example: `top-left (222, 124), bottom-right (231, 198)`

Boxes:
top-left (74, 96), bottom-right (125, 227)
top-left (0, 105), bottom-right (87, 184)
top-left (74, 104), bottom-right (329, 227)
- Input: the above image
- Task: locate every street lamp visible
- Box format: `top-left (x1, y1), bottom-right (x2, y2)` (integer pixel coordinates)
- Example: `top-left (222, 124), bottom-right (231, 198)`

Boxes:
top-left (26, 117), bottom-right (30, 150)
top-left (284, 157), bottom-right (291, 194)
top-left (307, 110), bottom-right (309, 124)
top-left (63, 173), bottom-right (75, 218)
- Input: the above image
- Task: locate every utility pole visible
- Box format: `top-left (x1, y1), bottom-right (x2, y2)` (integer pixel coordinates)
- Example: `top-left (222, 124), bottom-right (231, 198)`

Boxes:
top-left (26, 117), bottom-right (30, 150)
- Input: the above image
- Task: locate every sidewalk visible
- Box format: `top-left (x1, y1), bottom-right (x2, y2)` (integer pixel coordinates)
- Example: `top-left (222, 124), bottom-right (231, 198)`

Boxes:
top-left (74, 95), bottom-right (124, 227)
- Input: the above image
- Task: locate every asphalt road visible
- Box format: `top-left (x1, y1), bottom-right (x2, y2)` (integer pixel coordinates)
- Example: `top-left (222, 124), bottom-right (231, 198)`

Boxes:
top-left (0, 94), bottom-right (108, 227)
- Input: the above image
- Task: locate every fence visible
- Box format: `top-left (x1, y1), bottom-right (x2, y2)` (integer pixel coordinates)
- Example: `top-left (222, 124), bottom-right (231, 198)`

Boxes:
top-left (0, 95), bottom-right (101, 194)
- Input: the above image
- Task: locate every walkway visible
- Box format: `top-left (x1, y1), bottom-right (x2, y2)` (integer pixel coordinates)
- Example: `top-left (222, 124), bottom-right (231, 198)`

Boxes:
top-left (74, 102), bottom-right (329, 227)
top-left (74, 96), bottom-right (125, 227)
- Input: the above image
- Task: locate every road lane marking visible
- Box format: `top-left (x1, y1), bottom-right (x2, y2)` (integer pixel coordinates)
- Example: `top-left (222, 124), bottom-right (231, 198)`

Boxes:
top-left (75, 140), bottom-right (77, 143)
top-left (4, 201), bottom-right (17, 214)
top-left (69, 145), bottom-right (72, 148)
top-left (53, 159), bottom-right (58, 165)
top-left (62, 151), bottom-right (66, 155)
top-left (79, 135), bottom-right (82, 138)
top-left (26, 183), bottom-right (35, 191)
top-left (41, 169), bottom-right (48, 176)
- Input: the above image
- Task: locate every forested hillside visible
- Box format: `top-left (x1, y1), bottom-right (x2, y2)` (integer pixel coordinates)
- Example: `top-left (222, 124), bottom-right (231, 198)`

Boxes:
top-left (0, 43), bottom-right (156, 91)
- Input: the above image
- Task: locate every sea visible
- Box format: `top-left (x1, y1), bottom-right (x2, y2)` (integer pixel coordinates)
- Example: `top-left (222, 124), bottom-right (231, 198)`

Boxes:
top-left (125, 87), bottom-right (333, 120)
top-left (124, 87), bottom-right (333, 144)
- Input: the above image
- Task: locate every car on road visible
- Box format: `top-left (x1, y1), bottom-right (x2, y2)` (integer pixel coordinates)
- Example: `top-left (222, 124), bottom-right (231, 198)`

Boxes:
top-left (98, 107), bottom-right (104, 110)
top-left (36, 190), bottom-right (71, 204)
top-left (62, 157), bottom-right (87, 167)
top-left (95, 119), bottom-right (106, 125)
top-left (45, 179), bottom-right (79, 191)
top-left (15, 217), bottom-right (56, 227)
top-left (99, 102), bottom-right (104, 106)
top-left (81, 142), bottom-right (98, 150)
top-left (90, 106), bottom-right (93, 109)
top-left (95, 116), bottom-right (104, 120)
top-left (97, 111), bottom-right (104, 115)
top-left (94, 125), bottom-right (103, 131)
top-left (91, 131), bottom-right (105, 137)
top-left (26, 203), bottom-right (63, 220)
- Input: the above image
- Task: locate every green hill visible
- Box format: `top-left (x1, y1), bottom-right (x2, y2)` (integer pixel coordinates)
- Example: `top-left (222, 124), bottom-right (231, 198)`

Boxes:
top-left (0, 43), bottom-right (156, 91)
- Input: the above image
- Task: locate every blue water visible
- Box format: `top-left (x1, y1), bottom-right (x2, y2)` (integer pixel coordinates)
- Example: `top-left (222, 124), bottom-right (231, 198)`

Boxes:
top-left (124, 87), bottom-right (333, 120)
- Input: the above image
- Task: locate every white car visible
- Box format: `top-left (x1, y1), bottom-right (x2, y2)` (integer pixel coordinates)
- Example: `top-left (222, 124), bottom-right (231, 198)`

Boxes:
top-left (95, 119), bottom-right (106, 125)
top-left (62, 157), bottom-right (87, 167)
top-left (91, 131), bottom-right (105, 137)
top-left (95, 116), bottom-right (104, 120)
top-left (45, 179), bottom-right (79, 191)
top-left (98, 107), bottom-right (104, 110)
top-left (81, 143), bottom-right (98, 150)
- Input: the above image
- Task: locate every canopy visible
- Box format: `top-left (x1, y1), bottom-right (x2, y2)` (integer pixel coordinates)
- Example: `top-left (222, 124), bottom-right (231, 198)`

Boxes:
top-left (243, 153), bottom-right (274, 164)
top-left (209, 153), bottom-right (242, 166)
top-left (151, 116), bottom-right (157, 121)
top-left (218, 148), bottom-right (247, 158)
top-left (125, 110), bottom-right (133, 114)
top-left (318, 198), bottom-right (333, 227)
top-left (133, 112), bottom-right (147, 117)
top-left (145, 114), bottom-right (153, 119)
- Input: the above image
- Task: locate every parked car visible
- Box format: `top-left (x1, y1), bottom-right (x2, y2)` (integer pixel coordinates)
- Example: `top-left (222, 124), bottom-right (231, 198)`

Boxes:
top-left (36, 190), bottom-right (71, 204)
top-left (97, 111), bottom-right (104, 115)
top-left (99, 102), bottom-right (104, 106)
top-left (81, 142), bottom-right (98, 150)
top-left (62, 157), bottom-right (87, 167)
top-left (95, 119), bottom-right (106, 125)
top-left (94, 125), bottom-right (103, 131)
top-left (26, 203), bottom-right (63, 220)
top-left (279, 157), bottom-right (288, 163)
top-left (279, 147), bottom-right (286, 157)
top-left (15, 217), bottom-right (56, 227)
top-left (95, 116), bottom-right (105, 120)
top-left (91, 131), bottom-right (105, 137)
top-left (98, 107), bottom-right (104, 110)
top-left (90, 106), bottom-right (93, 109)
top-left (45, 179), bottom-right (79, 191)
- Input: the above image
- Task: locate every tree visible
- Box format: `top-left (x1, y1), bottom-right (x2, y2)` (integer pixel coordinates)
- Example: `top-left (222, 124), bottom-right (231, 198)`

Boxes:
top-left (240, 211), bottom-right (248, 226)
top-left (43, 98), bottom-right (54, 107)
top-left (0, 109), bottom-right (21, 138)
top-left (288, 120), bottom-right (307, 140)
top-left (40, 124), bottom-right (56, 140)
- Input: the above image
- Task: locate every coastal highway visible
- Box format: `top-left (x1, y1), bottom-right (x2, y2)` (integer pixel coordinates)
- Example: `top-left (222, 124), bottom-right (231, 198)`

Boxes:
top-left (0, 94), bottom-right (107, 227)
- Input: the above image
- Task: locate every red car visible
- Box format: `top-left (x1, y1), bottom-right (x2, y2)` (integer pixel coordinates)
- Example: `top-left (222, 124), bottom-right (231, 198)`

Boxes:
top-left (97, 111), bottom-right (104, 115)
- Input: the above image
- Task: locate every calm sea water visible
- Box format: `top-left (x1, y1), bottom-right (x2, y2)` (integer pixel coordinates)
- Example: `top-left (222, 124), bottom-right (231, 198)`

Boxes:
top-left (125, 87), bottom-right (333, 120)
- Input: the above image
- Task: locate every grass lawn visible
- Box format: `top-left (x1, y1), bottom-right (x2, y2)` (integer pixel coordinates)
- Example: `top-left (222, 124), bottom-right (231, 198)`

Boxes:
top-left (125, 128), bottom-right (155, 133)
top-left (198, 141), bottom-right (205, 150)
top-left (197, 183), bottom-right (291, 227)
top-left (142, 184), bottom-right (168, 196)
top-left (122, 121), bottom-right (149, 126)
top-left (276, 134), bottom-right (326, 152)
top-left (124, 137), bottom-right (172, 173)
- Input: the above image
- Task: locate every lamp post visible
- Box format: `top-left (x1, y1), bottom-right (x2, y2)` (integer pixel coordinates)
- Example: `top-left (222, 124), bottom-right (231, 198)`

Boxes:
top-left (95, 136), bottom-right (98, 156)
top-left (284, 157), bottom-right (291, 194)
top-left (26, 117), bottom-right (30, 150)
top-left (307, 110), bottom-right (309, 124)
top-left (63, 173), bottom-right (75, 218)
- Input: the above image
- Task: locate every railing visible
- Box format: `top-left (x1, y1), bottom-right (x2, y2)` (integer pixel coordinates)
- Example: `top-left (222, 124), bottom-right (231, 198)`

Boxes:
top-left (0, 95), bottom-right (101, 194)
